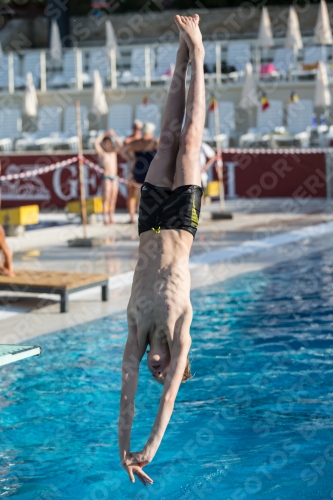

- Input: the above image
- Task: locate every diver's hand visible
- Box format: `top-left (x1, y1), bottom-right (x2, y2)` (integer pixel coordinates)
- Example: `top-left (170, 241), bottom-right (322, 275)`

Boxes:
top-left (124, 465), bottom-right (153, 486)
top-left (123, 450), bottom-right (151, 467)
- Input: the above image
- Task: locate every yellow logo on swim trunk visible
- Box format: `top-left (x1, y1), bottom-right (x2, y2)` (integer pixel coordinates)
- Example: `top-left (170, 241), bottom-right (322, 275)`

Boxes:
top-left (151, 226), bottom-right (161, 234)
top-left (191, 200), bottom-right (199, 227)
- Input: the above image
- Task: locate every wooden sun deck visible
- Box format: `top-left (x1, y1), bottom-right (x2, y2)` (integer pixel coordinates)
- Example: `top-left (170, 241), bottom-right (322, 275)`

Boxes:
top-left (0, 270), bottom-right (110, 313)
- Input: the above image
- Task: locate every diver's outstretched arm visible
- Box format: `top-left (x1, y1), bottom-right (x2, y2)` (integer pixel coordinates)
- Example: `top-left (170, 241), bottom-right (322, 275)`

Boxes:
top-left (125, 322), bottom-right (192, 466)
top-left (118, 323), bottom-right (141, 464)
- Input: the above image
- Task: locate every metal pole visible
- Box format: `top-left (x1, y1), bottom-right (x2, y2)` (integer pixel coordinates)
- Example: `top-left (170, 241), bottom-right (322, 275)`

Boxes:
top-left (75, 49), bottom-right (83, 91)
top-left (8, 53), bottom-right (14, 94)
top-left (110, 48), bottom-right (117, 89)
top-left (144, 45), bottom-right (151, 88)
top-left (215, 42), bottom-right (221, 86)
top-left (325, 151), bottom-right (332, 206)
top-left (214, 97), bottom-right (225, 212)
top-left (76, 100), bottom-right (87, 238)
top-left (40, 50), bottom-right (47, 92)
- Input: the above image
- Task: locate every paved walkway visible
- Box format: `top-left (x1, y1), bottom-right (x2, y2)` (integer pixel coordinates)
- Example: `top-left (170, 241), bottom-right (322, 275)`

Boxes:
top-left (1, 199), bottom-right (333, 343)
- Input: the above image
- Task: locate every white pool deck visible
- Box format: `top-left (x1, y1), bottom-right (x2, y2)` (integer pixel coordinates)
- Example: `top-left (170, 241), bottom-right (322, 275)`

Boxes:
top-left (1, 198), bottom-right (333, 343)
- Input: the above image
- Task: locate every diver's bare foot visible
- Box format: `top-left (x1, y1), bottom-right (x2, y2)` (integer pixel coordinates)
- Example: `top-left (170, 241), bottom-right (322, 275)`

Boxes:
top-left (174, 14), bottom-right (204, 59)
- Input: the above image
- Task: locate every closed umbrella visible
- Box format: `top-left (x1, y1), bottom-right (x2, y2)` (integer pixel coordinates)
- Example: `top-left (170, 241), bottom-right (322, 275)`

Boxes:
top-left (314, 61), bottom-right (331, 108)
top-left (258, 7), bottom-right (274, 48)
top-left (285, 6), bottom-right (303, 51)
top-left (314, 0), bottom-right (332, 45)
top-left (50, 19), bottom-right (62, 62)
top-left (23, 72), bottom-right (38, 117)
top-left (105, 19), bottom-right (119, 55)
top-left (92, 70), bottom-right (108, 116)
top-left (239, 63), bottom-right (258, 111)
top-left (239, 63), bottom-right (257, 129)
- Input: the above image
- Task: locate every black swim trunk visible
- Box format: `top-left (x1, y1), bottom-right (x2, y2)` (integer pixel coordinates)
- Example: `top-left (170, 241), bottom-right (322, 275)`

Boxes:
top-left (138, 182), bottom-right (203, 238)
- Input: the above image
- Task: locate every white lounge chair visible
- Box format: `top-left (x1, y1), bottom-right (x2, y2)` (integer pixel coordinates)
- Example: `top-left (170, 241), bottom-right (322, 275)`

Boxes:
top-left (272, 48), bottom-right (296, 79)
top-left (304, 46), bottom-right (328, 65)
top-left (153, 45), bottom-right (178, 79)
top-left (48, 50), bottom-right (88, 88)
top-left (15, 106), bottom-right (66, 151)
top-left (257, 100), bottom-right (284, 133)
top-left (226, 42), bottom-right (251, 76)
top-left (22, 52), bottom-right (41, 87)
top-left (135, 103), bottom-right (161, 136)
top-left (204, 42), bottom-right (217, 73)
top-left (38, 106), bottom-right (62, 135)
top-left (291, 46), bottom-right (328, 80)
top-left (89, 48), bottom-right (111, 84)
top-left (271, 99), bottom-right (313, 147)
top-left (207, 101), bottom-right (235, 147)
top-left (108, 104), bottom-right (133, 138)
top-left (239, 100), bottom-right (284, 148)
top-left (120, 47), bottom-right (155, 85)
top-left (0, 108), bottom-right (21, 151)
top-left (64, 105), bottom-right (89, 136)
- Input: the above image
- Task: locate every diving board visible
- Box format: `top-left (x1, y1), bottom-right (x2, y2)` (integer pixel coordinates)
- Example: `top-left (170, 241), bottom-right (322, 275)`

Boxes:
top-left (0, 344), bottom-right (41, 366)
top-left (0, 270), bottom-right (109, 313)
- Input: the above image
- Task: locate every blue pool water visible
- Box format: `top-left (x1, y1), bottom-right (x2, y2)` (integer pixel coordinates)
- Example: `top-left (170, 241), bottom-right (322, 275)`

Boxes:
top-left (1, 249), bottom-right (333, 499)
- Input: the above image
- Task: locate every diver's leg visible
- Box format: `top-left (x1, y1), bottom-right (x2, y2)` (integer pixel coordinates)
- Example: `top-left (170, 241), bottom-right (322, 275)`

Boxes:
top-left (173, 15), bottom-right (205, 189)
top-left (145, 36), bottom-right (189, 188)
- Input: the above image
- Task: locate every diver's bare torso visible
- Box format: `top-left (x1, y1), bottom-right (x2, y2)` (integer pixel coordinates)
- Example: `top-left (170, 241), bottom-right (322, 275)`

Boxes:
top-left (128, 229), bottom-right (193, 350)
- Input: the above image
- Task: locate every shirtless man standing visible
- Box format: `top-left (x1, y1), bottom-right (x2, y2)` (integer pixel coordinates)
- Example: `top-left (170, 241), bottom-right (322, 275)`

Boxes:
top-left (94, 130), bottom-right (122, 225)
top-left (118, 14), bottom-right (205, 485)
top-left (0, 225), bottom-right (14, 277)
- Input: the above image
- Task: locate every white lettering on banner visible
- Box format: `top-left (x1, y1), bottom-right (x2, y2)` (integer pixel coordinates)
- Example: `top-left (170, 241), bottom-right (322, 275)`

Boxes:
top-left (225, 162), bottom-right (238, 198)
top-left (1, 164), bottom-right (51, 200)
top-left (53, 165), bottom-right (79, 201)
top-left (83, 165), bottom-right (102, 197)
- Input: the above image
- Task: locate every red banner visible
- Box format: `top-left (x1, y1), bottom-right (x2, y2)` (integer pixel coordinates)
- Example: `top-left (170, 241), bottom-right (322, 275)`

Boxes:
top-left (0, 151), bottom-right (327, 210)
top-left (0, 154), bottom-right (128, 209)
top-left (220, 151), bottom-right (327, 198)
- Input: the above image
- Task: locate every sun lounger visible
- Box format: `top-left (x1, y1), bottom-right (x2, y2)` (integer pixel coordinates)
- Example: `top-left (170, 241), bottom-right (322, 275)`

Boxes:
top-left (0, 270), bottom-right (109, 313)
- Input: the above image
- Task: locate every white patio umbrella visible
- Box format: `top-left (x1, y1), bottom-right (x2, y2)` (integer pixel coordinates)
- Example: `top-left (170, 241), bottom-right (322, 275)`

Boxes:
top-left (239, 63), bottom-right (257, 128)
top-left (105, 19), bottom-right (119, 55)
top-left (92, 70), bottom-right (108, 116)
top-left (314, 61), bottom-right (331, 108)
top-left (314, 0), bottom-right (332, 45)
top-left (239, 63), bottom-right (258, 110)
top-left (285, 6), bottom-right (303, 51)
top-left (258, 7), bottom-right (274, 48)
top-left (23, 72), bottom-right (38, 117)
top-left (50, 19), bottom-right (62, 62)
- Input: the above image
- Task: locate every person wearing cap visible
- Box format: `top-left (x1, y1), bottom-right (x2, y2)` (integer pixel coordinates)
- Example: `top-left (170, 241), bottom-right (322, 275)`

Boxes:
top-left (0, 225), bottom-right (14, 277)
top-left (120, 122), bottom-right (159, 224)
top-left (124, 120), bottom-right (143, 145)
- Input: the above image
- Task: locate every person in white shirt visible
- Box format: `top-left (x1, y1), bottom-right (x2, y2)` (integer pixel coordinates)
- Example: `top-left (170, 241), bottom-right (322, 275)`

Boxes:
top-left (200, 141), bottom-right (216, 202)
